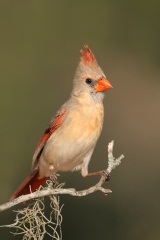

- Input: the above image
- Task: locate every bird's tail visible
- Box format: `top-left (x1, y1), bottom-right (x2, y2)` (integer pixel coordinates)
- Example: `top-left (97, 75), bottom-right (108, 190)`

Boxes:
top-left (10, 170), bottom-right (47, 201)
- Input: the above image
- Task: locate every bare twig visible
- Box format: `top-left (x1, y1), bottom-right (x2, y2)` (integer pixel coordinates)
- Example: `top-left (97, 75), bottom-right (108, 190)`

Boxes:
top-left (0, 141), bottom-right (124, 212)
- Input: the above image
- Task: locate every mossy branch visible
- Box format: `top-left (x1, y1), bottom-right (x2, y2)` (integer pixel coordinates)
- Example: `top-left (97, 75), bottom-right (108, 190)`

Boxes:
top-left (0, 141), bottom-right (124, 212)
top-left (0, 141), bottom-right (124, 240)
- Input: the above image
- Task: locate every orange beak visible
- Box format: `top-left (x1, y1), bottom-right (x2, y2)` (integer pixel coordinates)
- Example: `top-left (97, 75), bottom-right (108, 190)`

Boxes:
top-left (95, 77), bottom-right (112, 92)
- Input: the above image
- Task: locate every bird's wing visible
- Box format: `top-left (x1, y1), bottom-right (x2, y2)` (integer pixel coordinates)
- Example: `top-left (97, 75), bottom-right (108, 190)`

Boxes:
top-left (32, 107), bottom-right (67, 170)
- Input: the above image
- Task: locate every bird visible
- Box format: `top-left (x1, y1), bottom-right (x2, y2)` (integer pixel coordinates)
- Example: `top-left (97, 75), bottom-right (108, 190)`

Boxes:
top-left (10, 45), bottom-right (112, 201)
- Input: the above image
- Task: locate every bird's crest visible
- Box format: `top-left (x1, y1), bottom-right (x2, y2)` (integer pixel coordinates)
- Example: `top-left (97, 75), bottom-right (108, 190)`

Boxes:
top-left (80, 45), bottom-right (97, 66)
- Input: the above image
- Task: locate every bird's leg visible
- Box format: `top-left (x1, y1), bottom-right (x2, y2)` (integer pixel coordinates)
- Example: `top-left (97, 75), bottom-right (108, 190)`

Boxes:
top-left (49, 164), bottom-right (59, 186)
top-left (86, 170), bottom-right (110, 182)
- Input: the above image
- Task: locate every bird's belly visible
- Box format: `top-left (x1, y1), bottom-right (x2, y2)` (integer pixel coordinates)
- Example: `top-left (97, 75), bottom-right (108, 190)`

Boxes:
top-left (41, 132), bottom-right (96, 174)
top-left (39, 130), bottom-right (99, 177)
top-left (39, 107), bottom-right (103, 177)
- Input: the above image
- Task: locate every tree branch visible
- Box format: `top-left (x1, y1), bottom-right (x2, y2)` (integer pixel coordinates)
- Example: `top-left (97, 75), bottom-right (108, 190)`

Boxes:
top-left (0, 141), bottom-right (124, 212)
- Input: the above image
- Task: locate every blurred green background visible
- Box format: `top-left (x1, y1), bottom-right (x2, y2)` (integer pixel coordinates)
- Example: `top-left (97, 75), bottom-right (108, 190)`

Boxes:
top-left (0, 0), bottom-right (160, 239)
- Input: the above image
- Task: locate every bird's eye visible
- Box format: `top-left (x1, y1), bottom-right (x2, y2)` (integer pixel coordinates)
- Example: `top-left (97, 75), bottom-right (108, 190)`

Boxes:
top-left (85, 78), bottom-right (92, 84)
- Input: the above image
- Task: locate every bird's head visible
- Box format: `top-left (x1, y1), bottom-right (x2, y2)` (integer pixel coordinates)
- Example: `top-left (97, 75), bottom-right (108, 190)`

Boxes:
top-left (72, 45), bottom-right (112, 103)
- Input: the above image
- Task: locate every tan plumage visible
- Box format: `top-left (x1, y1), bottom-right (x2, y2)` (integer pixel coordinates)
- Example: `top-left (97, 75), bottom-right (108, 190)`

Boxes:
top-left (10, 46), bottom-right (112, 200)
top-left (38, 100), bottom-right (104, 178)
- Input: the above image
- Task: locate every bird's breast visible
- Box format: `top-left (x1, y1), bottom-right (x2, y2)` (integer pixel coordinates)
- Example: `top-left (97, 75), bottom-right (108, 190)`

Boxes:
top-left (60, 104), bottom-right (104, 145)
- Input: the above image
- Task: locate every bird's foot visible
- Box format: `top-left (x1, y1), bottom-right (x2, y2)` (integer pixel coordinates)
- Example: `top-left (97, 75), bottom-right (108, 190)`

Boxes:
top-left (86, 170), bottom-right (110, 182)
top-left (49, 164), bottom-right (59, 186)
top-left (50, 173), bottom-right (59, 186)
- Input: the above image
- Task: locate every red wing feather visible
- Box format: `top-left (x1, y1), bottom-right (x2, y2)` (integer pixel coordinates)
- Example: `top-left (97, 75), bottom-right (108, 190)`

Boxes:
top-left (32, 107), bottom-right (66, 167)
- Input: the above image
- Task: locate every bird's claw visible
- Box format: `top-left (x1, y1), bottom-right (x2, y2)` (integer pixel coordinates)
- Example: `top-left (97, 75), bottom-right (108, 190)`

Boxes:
top-left (100, 170), bottom-right (110, 182)
top-left (50, 173), bottom-right (59, 186)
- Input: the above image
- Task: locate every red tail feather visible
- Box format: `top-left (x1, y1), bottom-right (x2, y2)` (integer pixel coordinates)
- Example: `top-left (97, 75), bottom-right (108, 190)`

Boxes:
top-left (10, 171), bottom-right (47, 201)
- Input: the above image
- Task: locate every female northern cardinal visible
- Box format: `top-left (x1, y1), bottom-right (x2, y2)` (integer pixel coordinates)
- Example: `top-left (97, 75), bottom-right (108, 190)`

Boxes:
top-left (10, 46), bottom-right (112, 201)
